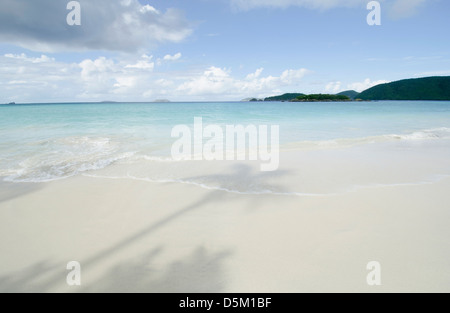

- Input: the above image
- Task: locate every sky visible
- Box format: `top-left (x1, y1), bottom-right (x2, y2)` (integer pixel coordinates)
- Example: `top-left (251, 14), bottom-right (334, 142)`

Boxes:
top-left (0, 0), bottom-right (449, 102)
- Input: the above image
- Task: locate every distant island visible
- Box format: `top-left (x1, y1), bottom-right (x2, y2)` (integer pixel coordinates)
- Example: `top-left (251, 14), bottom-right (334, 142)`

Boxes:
top-left (336, 90), bottom-right (359, 100)
top-left (246, 76), bottom-right (450, 102)
top-left (292, 94), bottom-right (351, 102)
top-left (153, 99), bottom-right (171, 103)
top-left (242, 94), bottom-right (351, 102)
top-left (241, 97), bottom-right (263, 102)
top-left (264, 93), bottom-right (305, 102)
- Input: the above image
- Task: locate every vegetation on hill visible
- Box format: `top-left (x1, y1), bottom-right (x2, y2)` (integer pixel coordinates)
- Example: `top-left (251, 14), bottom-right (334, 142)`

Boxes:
top-left (251, 76), bottom-right (450, 102)
top-left (358, 76), bottom-right (450, 100)
top-left (293, 94), bottom-right (351, 102)
top-left (337, 90), bottom-right (359, 100)
top-left (264, 93), bottom-right (305, 102)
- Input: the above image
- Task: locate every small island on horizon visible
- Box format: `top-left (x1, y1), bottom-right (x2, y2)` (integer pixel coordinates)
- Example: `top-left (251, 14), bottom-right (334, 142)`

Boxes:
top-left (292, 94), bottom-right (352, 102)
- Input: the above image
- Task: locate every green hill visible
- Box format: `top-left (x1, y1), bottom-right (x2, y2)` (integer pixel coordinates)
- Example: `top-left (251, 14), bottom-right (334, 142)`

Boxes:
top-left (337, 90), bottom-right (359, 100)
top-left (293, 94), bottom-right (351, 102)
top-left (264, 93), bottom-right (305, 102)
top-left (358, 76), bottom-right (450, 100)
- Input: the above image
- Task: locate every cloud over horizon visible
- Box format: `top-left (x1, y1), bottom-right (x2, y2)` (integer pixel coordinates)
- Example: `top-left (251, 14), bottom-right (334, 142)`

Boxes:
top-left (0, 53), bottom-right (313, 102)
top-left (177, 67), bottom-right (311, 98)
top-left (347, 78), bottom-right (390, 92)
top-left (0, 0), bottom-right (193, 53)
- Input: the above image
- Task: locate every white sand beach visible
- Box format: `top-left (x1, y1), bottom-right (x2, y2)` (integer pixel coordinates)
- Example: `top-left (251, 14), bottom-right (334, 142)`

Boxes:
top-left (1, 140), bottom-right (449, 293)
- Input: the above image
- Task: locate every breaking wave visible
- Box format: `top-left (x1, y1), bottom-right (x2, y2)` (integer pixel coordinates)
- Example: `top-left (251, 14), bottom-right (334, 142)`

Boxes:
top-left (1, 127), bottom-right (449, 183)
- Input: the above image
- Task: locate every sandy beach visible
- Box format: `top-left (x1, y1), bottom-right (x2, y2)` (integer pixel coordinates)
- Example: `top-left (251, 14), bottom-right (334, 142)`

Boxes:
top-left (1, 139), bottom-right (449, 293)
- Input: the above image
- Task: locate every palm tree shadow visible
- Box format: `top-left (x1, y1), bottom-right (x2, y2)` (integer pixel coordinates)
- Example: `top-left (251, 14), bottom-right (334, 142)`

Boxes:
top-left (183, 163), bottom-right (294, 210)
top-left (0, 188), bottom-right (230, 292)
top-left (0, 182), bottom-right (41, 204)
top-left (184, 163), bottom-right (291, 192)
top-left (0, 261), bottom-right (58, 293)
top-left (0, 246), bottom-right (232, 293)
top-left (0, 163), bottom-right (291, 292)
top-left (82, 246), bottom-right (232, 293)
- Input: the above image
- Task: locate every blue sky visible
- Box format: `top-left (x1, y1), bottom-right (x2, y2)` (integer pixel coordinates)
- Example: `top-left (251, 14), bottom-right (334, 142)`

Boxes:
top-left (0, 0), bottom-right (449, 102)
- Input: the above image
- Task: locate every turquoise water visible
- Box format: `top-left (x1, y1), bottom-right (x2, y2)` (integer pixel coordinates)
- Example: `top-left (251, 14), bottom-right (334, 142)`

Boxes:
top-left (1, 101), bottom-right (449, 182)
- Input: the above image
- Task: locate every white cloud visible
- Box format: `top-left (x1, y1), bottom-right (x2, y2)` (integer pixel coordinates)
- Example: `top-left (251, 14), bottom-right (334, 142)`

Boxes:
top-left (1, 52), bottom-right (312, 102)
top-left (140, 4), bottom-right (160, 14)
top-left (246, 68), bottom-right (264, 80)
top-left (80, 57), bottom-right (116, 81)
top-left (177, 67), bottom-right (233, 96)
top-left (325, 81), bottom-right (342, 93)
top-left (5, 53), bottom-right (55, 63)
top-left (280, 69), bottom-right (310, 83)
top-left (155, 79), bottom-right (174, 88)
top-left (113, 76), bottom-right (137, 89)
top-left (0, 53), bottom-right (80, 102)
top-left (8, 80), bottom-right (27, 85)
top-left (157, 53), bottom-right (182, 65)
top-left (125, 54), bottom-right (155, 70)
top-left (177, 66), bottom-right (310, 98)
top-left (163, 53), bottom-right (182, 61)
top-left (347, 78), bottom-right (389, 92)
top-left (0, 53), bottom-right (153, 102)
top-left (0, 0), bottom-right (192, 52)
top-left (78, 57), bottom-right (121, 95)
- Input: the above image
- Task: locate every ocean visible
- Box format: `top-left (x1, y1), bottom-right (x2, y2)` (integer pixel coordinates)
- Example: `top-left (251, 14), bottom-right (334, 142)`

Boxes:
top-left (1, 101), bottom-right (449, 183)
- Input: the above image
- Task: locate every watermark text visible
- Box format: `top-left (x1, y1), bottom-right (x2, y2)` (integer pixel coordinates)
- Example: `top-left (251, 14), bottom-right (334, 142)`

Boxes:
top-left (171, 117), bottom-right (280, 172)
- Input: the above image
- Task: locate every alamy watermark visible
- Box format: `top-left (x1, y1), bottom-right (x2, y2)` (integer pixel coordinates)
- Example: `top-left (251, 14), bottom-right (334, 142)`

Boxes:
top-left (66, 1), bottom-right (379, 27)
top-left (67, 1), bottom-right (81, 26)
top-left (171, 117), bottom-right (280, 172)
top-left (65, 260), bottom-right (381, 287)
top-left (66, 261), bottom-right (81, 286)
top-left (367, 1), bottom-right (381, 26)
top-left (367, 261), bottom-right (382, 286)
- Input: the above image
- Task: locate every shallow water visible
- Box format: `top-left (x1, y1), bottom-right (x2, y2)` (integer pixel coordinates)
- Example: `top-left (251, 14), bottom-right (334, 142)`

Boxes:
top-left (1, 101), bottom-right (449, 182)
